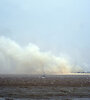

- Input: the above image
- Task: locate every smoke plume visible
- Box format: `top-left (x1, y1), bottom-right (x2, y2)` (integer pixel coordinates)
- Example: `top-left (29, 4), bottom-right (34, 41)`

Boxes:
top-left (0, 36), bottom-right (82, 74)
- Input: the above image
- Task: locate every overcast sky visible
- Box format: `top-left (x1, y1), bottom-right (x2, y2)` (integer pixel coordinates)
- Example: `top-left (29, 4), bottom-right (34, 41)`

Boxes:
top-left (0, 0), bottom-right (90, 71)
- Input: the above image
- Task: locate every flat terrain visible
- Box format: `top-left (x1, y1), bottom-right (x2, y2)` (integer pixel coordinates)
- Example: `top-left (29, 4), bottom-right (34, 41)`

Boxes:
top-left (0, 74), bottom-right (90, 100)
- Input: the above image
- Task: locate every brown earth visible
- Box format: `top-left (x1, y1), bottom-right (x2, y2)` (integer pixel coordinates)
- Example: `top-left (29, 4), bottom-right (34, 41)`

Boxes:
top-left (0, 74), bottom-right (90, 99)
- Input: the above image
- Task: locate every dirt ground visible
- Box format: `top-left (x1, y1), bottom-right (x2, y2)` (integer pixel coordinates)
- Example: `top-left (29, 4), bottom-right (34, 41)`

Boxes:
top-left (0, 74), bottom-right (90, 99)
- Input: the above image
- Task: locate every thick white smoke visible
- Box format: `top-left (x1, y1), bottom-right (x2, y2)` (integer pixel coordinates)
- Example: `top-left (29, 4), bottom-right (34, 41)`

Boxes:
top-left (0, 36), bottom-right (82, 74)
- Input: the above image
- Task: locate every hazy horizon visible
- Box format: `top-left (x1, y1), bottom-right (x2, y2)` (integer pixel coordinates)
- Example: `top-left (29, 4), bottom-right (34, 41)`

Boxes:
top-left (0, 0), bottom-right (90, 74)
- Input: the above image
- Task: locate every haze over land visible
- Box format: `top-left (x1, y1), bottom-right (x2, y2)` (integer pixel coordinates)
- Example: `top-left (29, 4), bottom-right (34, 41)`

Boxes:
top-left (0, 0), bottom-right (90, 74)
top-left (0, 36), bottom-right (81, 74)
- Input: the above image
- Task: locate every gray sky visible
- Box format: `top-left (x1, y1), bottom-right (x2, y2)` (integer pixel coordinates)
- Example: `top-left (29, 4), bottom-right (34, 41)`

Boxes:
top-left (0, 0), bottom-right (90, 71)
